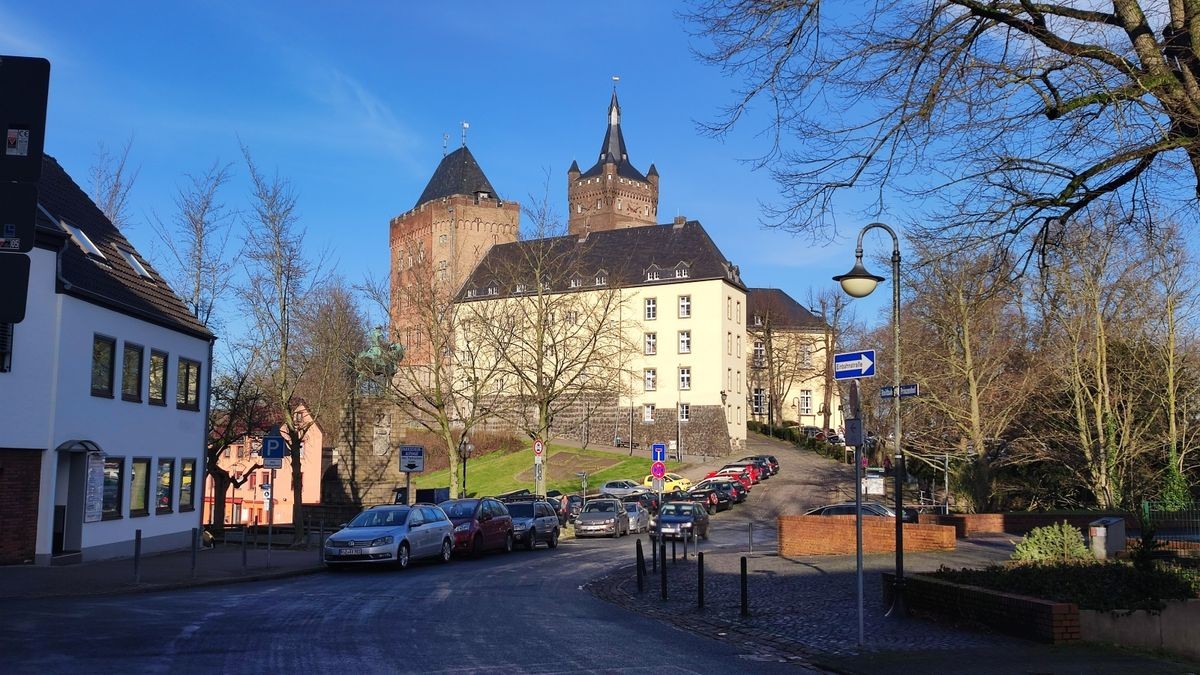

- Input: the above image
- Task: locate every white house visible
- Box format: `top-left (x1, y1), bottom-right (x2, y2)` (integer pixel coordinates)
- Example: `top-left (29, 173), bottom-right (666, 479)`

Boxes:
top-left (0, 155), bottom-right (214, 565)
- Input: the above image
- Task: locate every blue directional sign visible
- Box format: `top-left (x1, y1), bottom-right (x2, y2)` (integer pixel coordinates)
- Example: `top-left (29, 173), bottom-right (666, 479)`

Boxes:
top-left (834, 350), bottom-right (876, 380)
top-left (262, 434), bottom-right (287, 459)
top-left (651, 443), bottom-right (667, 463)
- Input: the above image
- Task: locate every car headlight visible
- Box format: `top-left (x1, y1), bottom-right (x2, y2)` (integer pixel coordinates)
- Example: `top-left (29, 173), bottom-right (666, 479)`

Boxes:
top-left (681, 522), bottom-right (693, 528)
top-left (454, 522), bottom-right (471, 532)
top-left (513, 522), bottom-right (528, 530)
top-left (603, 518), bottom-right (615, 525)
top-left (371, 536), bottom-right (394, 546)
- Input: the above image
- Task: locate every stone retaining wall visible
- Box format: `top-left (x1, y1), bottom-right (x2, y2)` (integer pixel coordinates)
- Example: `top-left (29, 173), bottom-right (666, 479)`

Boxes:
top-left (1080, 599), bottom-right (1200, 660)
top-left (883, 572), bottom-right (1080, 644)
top-left (917, 512), bottom-right (1136, 538)
top-left (778, 515), bottom-right (956, 556)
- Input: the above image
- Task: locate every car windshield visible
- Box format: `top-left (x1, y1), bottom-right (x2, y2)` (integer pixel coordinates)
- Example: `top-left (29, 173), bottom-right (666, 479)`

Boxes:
top-left (506, 503), bottom-right (534, 518)
top-left (658, 504), bottom-right (690, 517)
top-left (347, 507), bottom-right (408, 528)
top-left (439, 500), bottom-right (479, 518)
top-left (624, 503), bottom-right (639, 513)
top-left (583, 501), bottom-right (616, 513)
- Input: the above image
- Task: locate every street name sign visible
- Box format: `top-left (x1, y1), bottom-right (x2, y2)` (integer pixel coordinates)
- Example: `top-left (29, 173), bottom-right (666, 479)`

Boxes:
top-left (880, 383), bottom-right (920, 399)
top-left (263, 457), bottom-right (283, 469)
top-left (399, 445), bottom-right (425, 473)
top-left (834, 350), bottom-right (876, 380)
top-left (651, 443), bottom-right (666, 463)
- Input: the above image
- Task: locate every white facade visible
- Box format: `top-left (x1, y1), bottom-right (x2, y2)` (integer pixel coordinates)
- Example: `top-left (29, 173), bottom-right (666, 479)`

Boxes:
top-left (2, 243), bottom-right (211, 564)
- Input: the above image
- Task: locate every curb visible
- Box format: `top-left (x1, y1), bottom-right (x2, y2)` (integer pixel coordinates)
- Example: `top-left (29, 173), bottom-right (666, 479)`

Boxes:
top-left (0, 564), bottom-right (326, 601)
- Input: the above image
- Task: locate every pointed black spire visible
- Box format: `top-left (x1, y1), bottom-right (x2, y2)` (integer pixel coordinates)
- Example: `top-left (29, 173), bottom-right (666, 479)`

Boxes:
top-left (647, 163), bottom-right (658, 177)
top-left (415, 145), bottom-right (498, 208)
top-left (568, 159), bottom-right (580, 174)
top-left (581, 90), bottom-right (647, 181)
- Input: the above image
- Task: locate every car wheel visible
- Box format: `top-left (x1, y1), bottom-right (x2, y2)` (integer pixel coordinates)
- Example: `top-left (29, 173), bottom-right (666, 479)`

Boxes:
top-left (396, 542), bottom-right (411, 570)
top-left (611, 525), bottom-right (620, 539)
top-left (504, 531), bottom-right (514, 553)
top-left (440, 538), bottom-right (452, 563)
top-left (548, 528), bottom-right (559, 548)
top-left (472, 533), bottom-right (484, 559)
top-left (526, 529), bottom-right (537, 551)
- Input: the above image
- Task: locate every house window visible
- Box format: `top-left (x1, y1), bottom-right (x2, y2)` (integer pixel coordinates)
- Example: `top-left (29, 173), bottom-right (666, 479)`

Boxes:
top-left (438, 234), bottom-right (447, 244)
top-left (799, 389), bottom-right (814, 415)
top-left (678, 295), bottom-right (691, 318)
top-left (617, 198), bottom-right (622, 210)
top-left (644, 332), bottom-right (657, 355)
top-left (645, 298), bottom-right (657, 320)
top-left (647, 270), bottom-right (660, 281)
top-left (516, 283), bottom-right (528, 293)
top-left (149, 350), bottom-right (168, 405)
top-left (643, 403), bottom-right (655, 422)
top-left (570, 278), bottom-right (582, 288)
top-left (753, 314), bottom-right (763, 327)
top-left (0, 322), bottom-right (11, 372)
top-left (177, 357), bottom-right (201, 411)
top-left (91, 334), bottom-right (116, 397)
top-left (801, 343), bottom-right (813, 368)
top-left (753, 341), bottom-right (765, 368)
top-left (678, 403), bottom-right (690, 422)
top-left (122, 343), bottom-right (143, 402)
top-left (486, 286), bottom-right (497, 296)
top-left (644, 368), bottom-right (657, 391)
top-left (727, 368), bottom-right (733, 390)
top-left (727, 332), bottom-right (732, 355)
top-left (466, 289), bottom-right (477, 298)
top-left (675, 268), bottom-right (689, 278)
top-left (678, 330), bottom-right (691, 354)
top-left (736, 335), bottom-right (742, 357)
top-left (102, 457), bottom-right (124, 520)
top-left (595, 273), bottom-right (608, 286)
top-left (679, 367), bottom-right (691, 391)
top-left (62, 221), bottom-right (107, 259)
top-left (566, 310), bottom-right (579, 324)
top-left (736, 301), bottom-right (741, 323)
top-left (737, 370), bottom-right (742, 393)
top-left (118, 248), bottom-right (154, 281)
top-left (752, 388), bottom-right (766, 415)
top-left (130, 457), bottom-right (151, 517)
top-left (156, 458), bottom-right (175, 514)
top-left (180, 459), bottom-right (196, 512)
top-left (727, 297), bottom-right (732, 320)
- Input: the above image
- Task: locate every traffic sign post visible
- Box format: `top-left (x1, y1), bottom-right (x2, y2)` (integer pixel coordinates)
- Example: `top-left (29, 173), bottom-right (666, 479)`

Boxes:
top-left (834, 350), bottom-right (876, 380)
top-left (533, 438), bottom-right (545, 464)
top-left (533, 438), bottom-right (546, 496)
top-left (399, 445), bottom-right (425, 506)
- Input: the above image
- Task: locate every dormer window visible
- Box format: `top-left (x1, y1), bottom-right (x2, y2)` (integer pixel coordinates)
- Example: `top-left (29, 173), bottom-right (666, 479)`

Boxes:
top-left (61, 220), bottom-right (106, 260)
top-left (515, 283), bottom-right (528, 293)
top-left (595, 272), bottom-right (608, 286)
top-left (569, 277), bottom-right (582, 289)
top-left (646, 270), bottom-right (660, 281)
top-left (486, 286), bottom-right (497, 296)
top-left (753, 315), bottom-right (763, 327)
top-left (675, 268), bottom-right (688, 278)
top-left (466, 289), bottom-right (478, 298)
top-left (117, 247), bottom-right (154, 281)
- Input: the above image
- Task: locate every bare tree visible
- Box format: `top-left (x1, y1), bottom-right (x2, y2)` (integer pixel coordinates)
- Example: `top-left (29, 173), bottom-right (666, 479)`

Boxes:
top-left (89, 136), bottom-right (140, 231)
top-left (685, 1), bottom-right (1200, 256)
top-left (239, 145), bottom-right (322, 543)
top-left (151, 161), bottom-right (236, 329)
top-left (205, 348), bottom-right (268, 534)
top-left (746, 290), bottom-right (821, 426)
top-left (810, 288), bottom-right (852, 434)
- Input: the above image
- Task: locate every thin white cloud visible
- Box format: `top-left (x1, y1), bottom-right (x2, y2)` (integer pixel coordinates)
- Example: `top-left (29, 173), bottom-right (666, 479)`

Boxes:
top-left (0, 7), bottom-right (65, 62)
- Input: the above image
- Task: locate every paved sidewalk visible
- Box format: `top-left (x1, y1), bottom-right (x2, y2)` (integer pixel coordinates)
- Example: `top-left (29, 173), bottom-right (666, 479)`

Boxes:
top-left (0, 543), bottom-right (325, 600)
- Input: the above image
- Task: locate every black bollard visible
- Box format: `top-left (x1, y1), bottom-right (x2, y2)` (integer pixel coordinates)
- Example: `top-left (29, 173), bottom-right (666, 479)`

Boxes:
top-left (660, 538), bottom-right (668, 600)
top-left (636, 539), bottom-right (645, 594)
top-left (672, 537), bottom-right (677, 562)
top-left (133, 529), bottom-right (142, 583)
top-left (683, 529), bottom-right (689, 560)
top-left (190, 527), bottom-right (199, 579)
top-left (698, 551), bottom-right (705, 609)
top-left (241, 524), bottom-right (247, 571)
top-left (652, 533), bottom-right (658, 572)
top-left (740, 556), bottom-right (749, 617)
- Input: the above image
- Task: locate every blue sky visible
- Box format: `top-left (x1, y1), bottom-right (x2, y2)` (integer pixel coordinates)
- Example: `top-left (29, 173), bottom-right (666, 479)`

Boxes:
top-left (2, 1), bottom-right (894, 337)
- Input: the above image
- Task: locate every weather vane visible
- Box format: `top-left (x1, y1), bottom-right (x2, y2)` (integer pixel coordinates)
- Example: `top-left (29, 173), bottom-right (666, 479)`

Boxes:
top-left (461, 121), bottom-right (469, 147)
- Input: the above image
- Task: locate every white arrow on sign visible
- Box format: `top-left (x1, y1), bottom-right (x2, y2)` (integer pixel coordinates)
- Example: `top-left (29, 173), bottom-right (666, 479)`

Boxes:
top-left (834, 350), bottom-right (876, 380)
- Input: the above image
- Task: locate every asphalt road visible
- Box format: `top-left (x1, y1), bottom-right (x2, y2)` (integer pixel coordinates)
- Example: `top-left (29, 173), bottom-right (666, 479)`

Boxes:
top-left (1, 530), bottom-right (807, 674)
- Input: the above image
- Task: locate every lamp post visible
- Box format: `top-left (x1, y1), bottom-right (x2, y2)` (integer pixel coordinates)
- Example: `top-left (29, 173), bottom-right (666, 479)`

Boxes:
top-left (833, 221), bottom-right (906, 618)
top-left (457, 435), bottom-right (474, 498)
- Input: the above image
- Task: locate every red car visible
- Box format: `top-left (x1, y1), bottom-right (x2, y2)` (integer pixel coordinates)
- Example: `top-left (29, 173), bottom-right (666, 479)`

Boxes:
top-left (438, 497), bottom-right (514, 557)
top-left (705, 467), bottom-right (753, 491)
top-left (721, 462), bottom-right (761, 483)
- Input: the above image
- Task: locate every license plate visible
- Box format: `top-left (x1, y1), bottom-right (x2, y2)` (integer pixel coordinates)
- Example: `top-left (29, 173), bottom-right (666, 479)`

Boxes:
top-left (340, 548), bottom-right (362, 556)
top-left (661, 526), bottom-right (678, 533)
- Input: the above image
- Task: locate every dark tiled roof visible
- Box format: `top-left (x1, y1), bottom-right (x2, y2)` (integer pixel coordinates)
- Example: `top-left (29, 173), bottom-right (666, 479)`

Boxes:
top-left (459, 220), bottom-right (745, 299)
top-left (415, 145), bottom-right (499, 208)
top-left (746, 288), bottom-right (827, 329)
top-left (34, 155), bottom-right (213, 340)
top-left (580, 91), bottom-right (649, 182)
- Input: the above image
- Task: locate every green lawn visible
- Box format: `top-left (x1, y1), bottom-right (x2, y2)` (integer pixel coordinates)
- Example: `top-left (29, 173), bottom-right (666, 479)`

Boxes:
top-left (412, 443), bottom-right (688, 497)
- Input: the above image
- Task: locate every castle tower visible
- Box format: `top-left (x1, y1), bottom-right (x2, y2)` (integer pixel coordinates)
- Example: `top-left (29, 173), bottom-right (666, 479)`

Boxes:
top-left (567, 90), bottom-right (659, 236)
top-left (389, 142), bottom-right (520, 342)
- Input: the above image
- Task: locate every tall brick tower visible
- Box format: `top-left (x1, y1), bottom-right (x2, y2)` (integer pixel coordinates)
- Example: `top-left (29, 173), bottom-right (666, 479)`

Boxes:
top-left (567, 90), bottom-right (659, 236)
top-left (389, 142), bottom-right (519, 340)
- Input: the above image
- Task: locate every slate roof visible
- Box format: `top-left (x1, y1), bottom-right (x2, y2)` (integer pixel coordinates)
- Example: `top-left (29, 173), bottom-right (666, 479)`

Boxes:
top-left (746, 288), bottom-right (827, 330)
top-left (580, 91), bottom-right (649, 182)
top-left (415, 145), bottom-right (499, 208)
top-left (459, 220), bottom-right (745, 300)
top-left (33, 155), bottom-right (213, 340)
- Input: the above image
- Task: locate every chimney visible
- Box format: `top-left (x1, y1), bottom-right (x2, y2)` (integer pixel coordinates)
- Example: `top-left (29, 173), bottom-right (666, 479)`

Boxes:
top-left (673, 215), bottom-right (686, 228)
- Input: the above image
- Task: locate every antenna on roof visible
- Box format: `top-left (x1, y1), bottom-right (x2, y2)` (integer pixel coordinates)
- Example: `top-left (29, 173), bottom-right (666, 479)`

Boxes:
top-left (442, 133), bottom-right (449, 157)
top-left (461, 121), bottom-right (469, 147)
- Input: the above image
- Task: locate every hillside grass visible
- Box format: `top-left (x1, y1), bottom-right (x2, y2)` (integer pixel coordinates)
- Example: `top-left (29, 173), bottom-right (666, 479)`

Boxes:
top-left (411, 442), bottom-right (688, 497)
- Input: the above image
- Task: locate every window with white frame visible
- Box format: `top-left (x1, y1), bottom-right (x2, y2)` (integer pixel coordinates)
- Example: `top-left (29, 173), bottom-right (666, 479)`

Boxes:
top-left (801, 343), bottom-right (813, 368)
top-left (678, 295), bottom-right (691, 318)
top-left (644, 368), bottom-right (657, 391)
top-left (736, 334), bottom-right (742, 357)
top-left (727, 368), bottom-right (732, 390)
top-left (678, 330), bottom-right (691, 354)
top-left (727, 297), bottom-right (732, 319)
top-left (678, 367), bottom-right (691, 390)
top-left (566, 310), bottom-right (578, 324)
top-left (753, 314), bottom-right (763, 326)
top-left (727, 332), bottom-right (732, 355)
top-left (570, 277), bottom-right (582, 288)
top-left (516, 283), bottom-right (528, 293)
top-left (752, 388), bottom-right (766, 415)
top-left (645, 298), bottom-right (657, 320)
top-left (799, 389), bottom-right (814, 415)
top-left (646, 270), bottom-right (660, 281)
top-left (678, 403), bottom-right (690, 422)
top-left (737, 370), bottom-right (742, 393)
top-left (753, 340), bottom-right (765, 367)
top-left (643, 403), bottom-right (655, 422)
top-left (675, 267), bottom-right (689, 278)
top-left (736, 300), bottom-right (741, 323)
top-left (595, 273), bottom-right (608, 286)
top-left (644, 332), bottom-right (657, 355)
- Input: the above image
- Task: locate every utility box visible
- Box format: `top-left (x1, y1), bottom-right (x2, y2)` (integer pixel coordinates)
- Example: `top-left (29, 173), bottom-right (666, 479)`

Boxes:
top-left (1089, 517), bottom-right (1126, 560)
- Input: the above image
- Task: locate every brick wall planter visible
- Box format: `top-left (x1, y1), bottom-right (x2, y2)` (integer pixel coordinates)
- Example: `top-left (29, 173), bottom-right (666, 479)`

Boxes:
top-left (778, 515), bottom-right (956, 556)
top-left (883, 572), bottom-right (1080, 644)
top-left (916, 512), bottom-right (1136, 538)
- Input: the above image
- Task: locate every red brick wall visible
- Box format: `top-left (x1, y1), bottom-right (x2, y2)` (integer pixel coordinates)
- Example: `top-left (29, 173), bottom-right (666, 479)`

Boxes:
top-left (884, 572), bottom-right (1081, 643)
top-left (0, 449), bottom-right (42, 565)
top-left (778, 515), bottom-right (956, 556)
top-left (917, 512), bottom-right (1135, 538)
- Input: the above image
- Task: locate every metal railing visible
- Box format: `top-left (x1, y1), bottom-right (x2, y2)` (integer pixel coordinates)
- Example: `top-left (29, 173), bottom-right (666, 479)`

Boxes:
top-left (1142, 500), bottom-right (1200, 554)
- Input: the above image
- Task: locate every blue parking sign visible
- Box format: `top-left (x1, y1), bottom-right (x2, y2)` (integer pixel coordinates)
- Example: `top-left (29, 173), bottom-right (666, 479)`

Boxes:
top-left (651, 443), bottom-right (666, 463)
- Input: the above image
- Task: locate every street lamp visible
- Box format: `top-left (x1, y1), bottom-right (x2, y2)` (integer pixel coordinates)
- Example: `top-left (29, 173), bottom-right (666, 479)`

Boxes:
top-left (457, 435), bottom-right (474, 497)
top-left (833, 221), bottom-right (907, 618)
